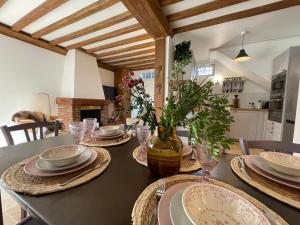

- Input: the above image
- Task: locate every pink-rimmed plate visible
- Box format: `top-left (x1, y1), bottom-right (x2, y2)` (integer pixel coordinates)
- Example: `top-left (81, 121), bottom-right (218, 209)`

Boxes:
top-left (245, 155), bottom-right (300, 189)
top-left (24, 149), bottom-right (97, 177)
top-left (94, 130), bottom-right (125, 139)
top-left (158, 182), bottom-right (196, 225)
top-left (182, 183), bottom-right (271, 225)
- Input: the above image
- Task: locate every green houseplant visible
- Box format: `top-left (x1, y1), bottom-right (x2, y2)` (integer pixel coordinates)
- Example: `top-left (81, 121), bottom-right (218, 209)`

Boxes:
top-left (117, 41), bottom-right (234, 177)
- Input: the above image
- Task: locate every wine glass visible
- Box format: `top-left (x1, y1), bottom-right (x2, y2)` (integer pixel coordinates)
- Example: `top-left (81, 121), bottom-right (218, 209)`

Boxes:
top-left (136, 126), bottom-right (150, 151)
top-left (194, 140), bottom-right (220, 182)
top-left (69, 122), bottom-right (86, 144)
top-left (83, 118), bottom-right (97, 138)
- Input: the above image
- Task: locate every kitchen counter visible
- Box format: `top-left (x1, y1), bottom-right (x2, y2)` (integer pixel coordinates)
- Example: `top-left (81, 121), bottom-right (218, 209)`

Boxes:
top-left (230, 108), bottom-right (268, 112)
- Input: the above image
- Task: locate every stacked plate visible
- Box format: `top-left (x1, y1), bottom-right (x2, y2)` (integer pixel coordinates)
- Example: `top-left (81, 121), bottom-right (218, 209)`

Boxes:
top-left (94, 125), bottom-right (125, 140)
top-left (24, 145), bottom-right (97, 177)
top-left (244, 152), bottom-right (300, 189)
top-left (158, 182), bottom-right (271, 225)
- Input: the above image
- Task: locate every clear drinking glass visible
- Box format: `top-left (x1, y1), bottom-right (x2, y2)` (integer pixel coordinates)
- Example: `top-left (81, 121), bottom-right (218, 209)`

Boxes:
top-left (136, 126), bottom-right (150, 150)
top-left (195, 143), bottom-right (220, 181)
top-left (69, 122), bottom-right (86, 144)
top-left (83, 118), bottom-right (97, 136)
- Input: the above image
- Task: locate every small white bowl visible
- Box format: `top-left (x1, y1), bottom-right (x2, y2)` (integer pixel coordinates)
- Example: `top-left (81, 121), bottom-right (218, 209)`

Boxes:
top-left (39, 145), bottom-right (85, 167)
top-left (260, 152), bottom-right (300, 176)
top-left (100, 125), bottom-right (120, 135)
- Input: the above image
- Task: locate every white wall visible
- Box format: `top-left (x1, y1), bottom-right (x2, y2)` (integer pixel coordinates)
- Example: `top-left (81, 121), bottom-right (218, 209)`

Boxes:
top-left (0, 34), bottom-right (65, 146)
top-left (99, 67), bottom-right (114, 87)
top-left (218, 36), bottom-right (300, 80)
top-left (61, 49), bottom-right (105, 99)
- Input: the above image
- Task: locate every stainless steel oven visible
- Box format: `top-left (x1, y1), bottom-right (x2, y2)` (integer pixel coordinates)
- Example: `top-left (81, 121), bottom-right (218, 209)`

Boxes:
top-left (268, 71), bottom-right (286, 122)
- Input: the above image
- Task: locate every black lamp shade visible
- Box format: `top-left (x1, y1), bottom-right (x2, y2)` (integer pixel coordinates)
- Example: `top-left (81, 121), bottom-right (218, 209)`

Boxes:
top-left (235, 49), bottom-right (250, 62)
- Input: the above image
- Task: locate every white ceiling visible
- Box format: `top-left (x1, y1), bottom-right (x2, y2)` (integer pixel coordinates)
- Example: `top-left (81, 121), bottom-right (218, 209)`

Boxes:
top-left (174, 5), bottom-right (300, 62)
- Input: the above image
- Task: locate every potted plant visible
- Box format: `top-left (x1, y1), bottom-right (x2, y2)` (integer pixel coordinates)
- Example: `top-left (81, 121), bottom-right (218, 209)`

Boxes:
top-left (117, 41), bottom-right (234, 177)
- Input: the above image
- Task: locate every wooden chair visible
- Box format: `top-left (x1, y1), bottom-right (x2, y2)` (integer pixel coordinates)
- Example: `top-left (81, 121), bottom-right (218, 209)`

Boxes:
top-left (0, 121), bottom-right (59, 146)
top-left (239, 138), bottom-right (300, 155)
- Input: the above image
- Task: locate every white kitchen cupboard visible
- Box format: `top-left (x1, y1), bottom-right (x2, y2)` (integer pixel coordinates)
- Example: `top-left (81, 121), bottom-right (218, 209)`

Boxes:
top-left (264, 119), bottom-right (282, 141)
top-left (227, 110), bottom-right (268, 140)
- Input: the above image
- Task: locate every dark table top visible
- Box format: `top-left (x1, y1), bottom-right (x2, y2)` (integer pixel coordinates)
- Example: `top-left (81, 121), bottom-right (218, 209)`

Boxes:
top-left (0, 135), bottom-right (299, 225)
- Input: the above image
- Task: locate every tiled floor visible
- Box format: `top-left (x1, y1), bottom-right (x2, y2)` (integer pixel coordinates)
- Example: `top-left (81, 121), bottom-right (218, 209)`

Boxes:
top-left (0, 142), bottom-right (251, 225)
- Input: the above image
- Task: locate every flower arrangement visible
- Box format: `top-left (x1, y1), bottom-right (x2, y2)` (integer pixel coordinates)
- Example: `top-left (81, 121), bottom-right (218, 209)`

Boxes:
top-left (116, 41), bottom-right (234, 156)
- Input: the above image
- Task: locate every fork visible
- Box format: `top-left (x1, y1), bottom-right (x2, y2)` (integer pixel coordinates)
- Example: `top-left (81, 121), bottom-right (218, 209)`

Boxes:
top-left (238, 156), bottom-right (252, 181)
top-left (150, 179), bottom-right (166, 225)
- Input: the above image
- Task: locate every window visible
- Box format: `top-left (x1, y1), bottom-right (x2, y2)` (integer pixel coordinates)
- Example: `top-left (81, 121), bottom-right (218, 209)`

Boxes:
top-left (138, 72), bottom-right (155, 80)
top-left (197, 64), bottom-right (215, 76)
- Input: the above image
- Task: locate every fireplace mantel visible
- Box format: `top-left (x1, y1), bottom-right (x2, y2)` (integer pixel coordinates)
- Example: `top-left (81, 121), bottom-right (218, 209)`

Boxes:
top-left (56, 97), bottom-right (110, 106)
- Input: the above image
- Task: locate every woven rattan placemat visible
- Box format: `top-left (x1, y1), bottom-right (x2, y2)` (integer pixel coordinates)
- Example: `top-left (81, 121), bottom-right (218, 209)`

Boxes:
top-left (81, 135), bottom-right (131, 147)
top-left (231, 156), bottom-right (300, 209)
top-left (131, 174), bottom-right (288, 225)
top-left (0, 147), bottom-right (111, 195)
top-left (132, 146), bottom-right (201, 173)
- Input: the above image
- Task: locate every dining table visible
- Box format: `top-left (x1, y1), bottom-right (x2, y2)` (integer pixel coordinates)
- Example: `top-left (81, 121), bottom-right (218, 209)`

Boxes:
top-left (0, 134), bottom-right (299, 225)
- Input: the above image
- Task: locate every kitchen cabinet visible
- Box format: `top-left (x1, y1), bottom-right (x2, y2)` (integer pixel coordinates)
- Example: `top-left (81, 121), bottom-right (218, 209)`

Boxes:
top-left (227, 109), bottom-right (268, 140)
top-left (264, 119), bottom-right (282, 141)
top-left (272, 50), bottom-right (289, 75)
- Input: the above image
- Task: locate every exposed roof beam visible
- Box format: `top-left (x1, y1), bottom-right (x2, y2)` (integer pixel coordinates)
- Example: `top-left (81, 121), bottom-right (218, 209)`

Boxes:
top-left (65, 23), bottom-right (142, 49)
top-left (0, 23), bottom-right (67, 55)
top-left (97, 61), bottom-right (116, 72)
top-left (106, 54), bottom-right (155, 64)
top-left (121, 0), bottom-right (173, 37)
top-left (50, 11), bottom-right (132, 45)
top-left (116, 59), bottom-right (155, 67)
top-left (0, 0), bottom-right (6, 7)
top-left (86, 33), bottom-right (152, 53)
top-left (128, 64), bottom-right (155, 71)
top-left (100, 48), bottom-right (155, 61)
top-left (168, 0), bottom-right (249, 22)
top-left (174, 0), bottom-right (300, 34)
top-left (32, 0), bottom-right (120, 38)
top-left (96, 42), bottom-right (154, 58)
top-left (159, 0), bottom-right (183, 7)
top-left (12, 0), bottom-right (68, 32)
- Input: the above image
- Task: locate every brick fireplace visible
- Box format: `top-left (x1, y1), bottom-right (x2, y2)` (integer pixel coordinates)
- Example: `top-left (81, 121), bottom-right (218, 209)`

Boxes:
top-left (56, 98), bottom-right (110, 130)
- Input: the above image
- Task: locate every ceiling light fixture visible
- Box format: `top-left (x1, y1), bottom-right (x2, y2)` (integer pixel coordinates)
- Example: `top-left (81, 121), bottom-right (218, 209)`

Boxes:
top-left (235, 31), bottom-right (250, 62)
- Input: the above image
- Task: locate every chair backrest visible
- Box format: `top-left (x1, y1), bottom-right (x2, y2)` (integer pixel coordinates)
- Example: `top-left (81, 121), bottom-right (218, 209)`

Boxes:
top-left (239, 138), bottom-right (300, 155)
top-left (0, 120), bottom-right (60, 146)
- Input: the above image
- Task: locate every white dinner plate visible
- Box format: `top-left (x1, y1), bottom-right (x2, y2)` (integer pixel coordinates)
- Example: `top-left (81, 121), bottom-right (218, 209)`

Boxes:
top-left (94, 130), bottom-right (124, 139)
top-left (36, 149), bottom-right (92, 171)
top-left (169, 187), bottom-right (193, 225)
top-left (252, 155), bottom-right (300, 184)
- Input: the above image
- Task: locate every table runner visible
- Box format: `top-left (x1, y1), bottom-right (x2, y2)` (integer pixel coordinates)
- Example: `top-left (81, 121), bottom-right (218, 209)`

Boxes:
top-left (132, 174), bottom-right (288, 225)
top-left (231, 156), bottom-right (300, 209)
top-left (0, 147), bottom-right (111, 195)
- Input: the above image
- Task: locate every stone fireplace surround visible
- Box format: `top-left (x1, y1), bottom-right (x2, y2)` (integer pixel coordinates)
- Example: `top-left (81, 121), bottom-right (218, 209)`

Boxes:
top-left (56, 98), bottom-right (110, 130)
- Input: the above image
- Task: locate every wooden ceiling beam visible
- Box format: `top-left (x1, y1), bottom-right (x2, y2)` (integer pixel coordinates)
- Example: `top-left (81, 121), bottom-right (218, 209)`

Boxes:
top-left (97, 61), bottom-right (116, 72)
top-left (0, 23), bottom-right (67, 55)
top-left (65, 23), bottom-right (142, 49)
top-left (0, 0), bottom-right (7, 7)
top-left (32, 0), bottom-right (120, 38)
top-left (86, 33), bottom-right (152, 53)
top-left (12, 0), bottom-right (68, 32)
top-left (96, 42), bottom-right (154, 58)
top-left (100, 48), bottom-right (155, 61)
top-left (168, 0), bottom-right (249, 22)
top-left (50, 11), bottom-right (133, 45)
top-left (174, 0), bottom-right (300, 34)
top-left (116, 59), bottom-right (155, 67)
top-left (128, 64), bottom-right (155, 71)
top-left (106, 54), bottom-right (155, 64)
top-left (121, 0), bottom-right (173, 37)
top-left (159, 0), bottom-right (183, 7)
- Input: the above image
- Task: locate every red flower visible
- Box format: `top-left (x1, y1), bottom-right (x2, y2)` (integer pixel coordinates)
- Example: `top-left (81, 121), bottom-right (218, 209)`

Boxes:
top-left (128, 82), bottom-right (133, 88)
top-left (129, 71), bottom-right (135, 76)
top-left (138, 78), bottom-right (144, 84)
